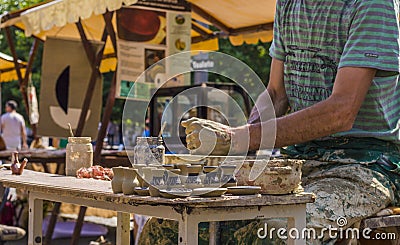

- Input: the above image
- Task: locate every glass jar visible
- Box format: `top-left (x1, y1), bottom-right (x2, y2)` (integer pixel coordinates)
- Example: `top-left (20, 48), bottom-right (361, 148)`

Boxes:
top-left (134, 137), bottom-right (165, 165)
top-left (66, 137), bottom-right (93, 176)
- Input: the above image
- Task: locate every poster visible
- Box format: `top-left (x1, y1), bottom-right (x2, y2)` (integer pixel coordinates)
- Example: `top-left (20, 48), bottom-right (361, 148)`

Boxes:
top-left (38, 37), bottom-right (103, 139)
top-left (116, 3), bottom-right (191, 99)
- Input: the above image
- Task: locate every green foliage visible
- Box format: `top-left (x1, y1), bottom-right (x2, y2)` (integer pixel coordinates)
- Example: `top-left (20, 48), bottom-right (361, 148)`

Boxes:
top-left (0, 0), bottom-right (43, 13)
top-left (0, 0), bottom-right (45, 119)
top-left (208, 38), bottom-right (272, 101)
top-left (217, 38), bottom-right (272, 84)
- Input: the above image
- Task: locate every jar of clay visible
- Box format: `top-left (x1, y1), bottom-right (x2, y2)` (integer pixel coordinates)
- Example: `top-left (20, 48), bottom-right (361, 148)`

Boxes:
top-left (66, 137), bottom-right (93, 176)
top-left (134, 137), bottom-right (165, 165)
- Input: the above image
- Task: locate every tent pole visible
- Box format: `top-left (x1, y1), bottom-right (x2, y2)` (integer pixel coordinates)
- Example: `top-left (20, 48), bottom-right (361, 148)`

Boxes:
top-left (93, 11), bottom-right (118, 164)
top-left (70, 21), bottom-right (107, 245)
top-left (74, 21), bottom-right (107, 137)
top-left (94, 70), bottom-right (117, 164)
top-left (70, 20), bottom-right (108, 245)
top-left (4, 27), bottom-right (30, 117)
top-left (103, 11), bottom-right (117, 52)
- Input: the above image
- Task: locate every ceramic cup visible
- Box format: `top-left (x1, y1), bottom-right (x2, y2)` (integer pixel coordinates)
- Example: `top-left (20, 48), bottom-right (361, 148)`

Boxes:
top-left (122, 168), bottom-right (139, 195)
top-left (111, 167), bottom-right (125, 194)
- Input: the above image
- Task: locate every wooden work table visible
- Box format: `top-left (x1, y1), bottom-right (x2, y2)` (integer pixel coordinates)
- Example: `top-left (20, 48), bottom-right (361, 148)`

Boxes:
top-left (0, 169), bottom-right (315, 245)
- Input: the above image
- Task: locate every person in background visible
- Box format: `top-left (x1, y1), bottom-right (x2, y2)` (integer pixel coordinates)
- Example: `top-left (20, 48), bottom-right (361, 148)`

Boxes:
top-left (107, 121), bottom-right (116, 147)
top-left (0, 101), bottom-right (28, 150)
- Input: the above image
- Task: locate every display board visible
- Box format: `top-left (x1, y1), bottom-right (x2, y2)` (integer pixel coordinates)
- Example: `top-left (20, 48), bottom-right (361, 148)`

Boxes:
top-left (116, 1), bottom-right (191, 100)
top-left (38, 37), bottom-right (104, 138)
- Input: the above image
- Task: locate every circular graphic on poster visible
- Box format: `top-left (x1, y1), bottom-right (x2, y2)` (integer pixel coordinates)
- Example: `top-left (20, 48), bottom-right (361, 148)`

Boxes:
top-left (175, 38), bottom-right (186, 51)
top-left (175, 14), bottom-right (185, 25)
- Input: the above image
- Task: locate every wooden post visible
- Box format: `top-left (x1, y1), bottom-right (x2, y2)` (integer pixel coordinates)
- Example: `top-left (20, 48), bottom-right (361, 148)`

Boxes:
top-left (43, 202), bottom-right (61, 245)
top-left (93, 11), bottom-right (118, 164)
top-left (4, 28), bottom-right (41, 140)
top-left (70, 21), bottom-right (107, 245)
top-left (116, 212), bottom-right (131, 245)
top-left (28, 192), bottom-right (43, 245)
top-left (4, 27), bottom-right (30, 117)
top-left (70, 206), bottom-right (87, 245)
top-left (74, 21), bottom-right (107, 137)
top-left (94, 71), bottom-right (117, 164)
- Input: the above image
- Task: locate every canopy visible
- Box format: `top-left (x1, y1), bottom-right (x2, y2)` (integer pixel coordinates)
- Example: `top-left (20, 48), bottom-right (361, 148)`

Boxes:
top-left (0, 0), bottom-right (221, 72)
top-left (0, 0), bottom-right (275, 49)
top-left (188, 0), bottom-right (275, 45)
top-left (0, 52), bottom-right (27, 82)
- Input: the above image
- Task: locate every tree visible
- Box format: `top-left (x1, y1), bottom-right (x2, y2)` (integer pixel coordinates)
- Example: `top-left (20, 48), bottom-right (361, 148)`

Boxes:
top-left (0, 0), bottom-right (45, 119)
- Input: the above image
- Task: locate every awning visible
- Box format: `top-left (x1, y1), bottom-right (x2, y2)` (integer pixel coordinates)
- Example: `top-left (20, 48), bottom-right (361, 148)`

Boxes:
top-left (0, 52), bottom-right (27, 82)
top-left (188, 0), bottom-right (275, 45)
top-left (0, 0), bottom-right (220, 72)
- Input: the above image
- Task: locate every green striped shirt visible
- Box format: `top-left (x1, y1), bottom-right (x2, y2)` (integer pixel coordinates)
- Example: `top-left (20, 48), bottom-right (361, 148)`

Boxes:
top-left (270, 0), bottom-right (400, 144)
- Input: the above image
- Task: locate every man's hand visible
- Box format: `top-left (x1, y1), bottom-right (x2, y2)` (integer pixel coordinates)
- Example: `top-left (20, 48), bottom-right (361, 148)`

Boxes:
top-left (181, 117), bottom-right (232, 155)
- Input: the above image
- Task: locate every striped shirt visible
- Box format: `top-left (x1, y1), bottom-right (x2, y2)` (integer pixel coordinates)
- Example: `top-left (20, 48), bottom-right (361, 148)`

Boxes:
top-left (270, 0), bottom-right (400, 144)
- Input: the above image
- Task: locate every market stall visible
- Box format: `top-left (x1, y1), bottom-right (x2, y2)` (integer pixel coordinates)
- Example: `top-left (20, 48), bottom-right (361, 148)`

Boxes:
top-left (0, 1), bottom-right (278, 243)
top-left (0, 168), bottom-right (315, 245)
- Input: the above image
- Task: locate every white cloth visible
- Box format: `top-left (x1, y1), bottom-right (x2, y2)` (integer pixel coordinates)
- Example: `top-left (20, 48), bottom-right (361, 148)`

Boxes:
top-left (20, 0), bottom-right (139, 36)
top-left (1, 112), bottom-right (25, 150)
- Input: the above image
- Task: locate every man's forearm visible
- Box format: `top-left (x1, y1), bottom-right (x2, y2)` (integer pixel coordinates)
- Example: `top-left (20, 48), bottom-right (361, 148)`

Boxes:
top-left (234, 66), bottom-right (376, 151)
top-left (243, 95), bottom-right (355, 150)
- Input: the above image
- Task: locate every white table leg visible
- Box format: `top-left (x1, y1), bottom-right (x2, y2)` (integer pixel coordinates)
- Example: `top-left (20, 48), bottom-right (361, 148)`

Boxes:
top-left (287, 204), bottom-right (307, 245)
top-left (178, 213), bottom-right (199, 245)
top-left (209, 221), bottom-right (218, 245)
top-left (116, 212), bottom-right (130, 245)
top-left (28, 192), bottom-right (43, 245)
